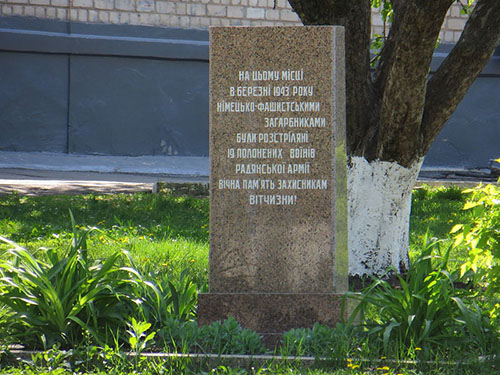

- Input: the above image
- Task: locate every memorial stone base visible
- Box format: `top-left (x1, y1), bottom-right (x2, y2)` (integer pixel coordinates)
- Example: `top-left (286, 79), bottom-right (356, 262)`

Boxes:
top-left (198, 293), bottom-right (347, 345)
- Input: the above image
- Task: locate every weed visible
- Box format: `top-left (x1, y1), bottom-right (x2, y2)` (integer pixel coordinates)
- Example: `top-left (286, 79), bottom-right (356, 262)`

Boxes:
top-left (347, 235), bottom-right (498, 358)
top-left (196, 318), bottom-right (267, 355)
top-left (0, 213), bottom-right (132, 349)
top-left (280, 323), bottom-right (357, 359)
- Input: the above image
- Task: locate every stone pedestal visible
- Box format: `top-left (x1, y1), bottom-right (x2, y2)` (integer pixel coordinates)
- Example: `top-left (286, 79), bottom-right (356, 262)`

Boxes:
top-left (199, 26), bottom-right (347, 340)
top-left (198, 293), bottom-right (346, 345)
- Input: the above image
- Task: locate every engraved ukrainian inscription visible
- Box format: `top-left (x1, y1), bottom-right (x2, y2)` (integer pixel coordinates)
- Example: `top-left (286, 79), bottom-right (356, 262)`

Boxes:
top-left (208, 26), bottom-right (345, 297)
top-left (215, 67), bottom-right (330, 206)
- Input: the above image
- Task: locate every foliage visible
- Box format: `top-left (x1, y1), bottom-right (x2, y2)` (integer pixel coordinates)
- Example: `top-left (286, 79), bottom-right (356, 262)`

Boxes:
top-left (0, 303), bottom-right (13, 346)
top-left (451, 171), bottom-right (500, 321)
top-left (124, 254), bottom-right (202, 330)
top-left (143, 317), bottom-right (267, 355)
top-left (370, 0), bottom-right (394, 66)
top-left (347, 235), bottom-right (498, 357)
top-left (126, 318), bottom-right (156, 354)
top-left (126, 318), bottom-right (156, 368)
top-left (458, 0), bottom-right (477, 15)
top-left (29, 346), bottom-right (75, 373)
top-left (1, 186), bottom-right (499, 372)
top-left (2, 343), bottom-right (500, 375)
top-left (0, 214), bottom-right (132, 349)
top-left (280, 323), bottom-right (356, 359)
top-left (196, 317), bottom-right (267, 355)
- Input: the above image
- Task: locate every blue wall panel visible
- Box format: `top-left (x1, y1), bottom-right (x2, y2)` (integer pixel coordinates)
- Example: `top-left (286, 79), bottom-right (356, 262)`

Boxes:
top-left (0, 51), bottom-right (68, 152)
top-left (69, 56), bottom-right (208, 156)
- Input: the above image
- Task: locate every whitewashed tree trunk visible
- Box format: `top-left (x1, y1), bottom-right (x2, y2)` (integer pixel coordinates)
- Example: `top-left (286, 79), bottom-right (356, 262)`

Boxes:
top-left (347, 156), bottom-right (424, 276)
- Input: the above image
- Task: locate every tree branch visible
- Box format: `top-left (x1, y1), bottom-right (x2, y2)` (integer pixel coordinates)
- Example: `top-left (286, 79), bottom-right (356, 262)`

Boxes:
top-left (371, 0), bottom-right (453, 166)
top-left (287, 0), bottom-right (373, 156)
top-left (422, 0), bottom-right (500, 152)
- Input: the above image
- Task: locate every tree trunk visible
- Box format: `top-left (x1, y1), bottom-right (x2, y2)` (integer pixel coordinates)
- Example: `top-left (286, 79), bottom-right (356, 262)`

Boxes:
top-left (287, 0), bottom-right (500, 275)
top-left (348, 156), bottom-right (422, 276)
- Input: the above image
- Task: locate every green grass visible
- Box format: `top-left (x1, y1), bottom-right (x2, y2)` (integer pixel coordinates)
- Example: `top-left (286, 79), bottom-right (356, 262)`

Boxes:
top-left (410, 185), bottom-right (468, 242)
top-left (0, 185), bottom-right (497, 374)
top-left (0, 359), bottom-right (498, 375)
top-left (0, 185), bottom-right (470, 273)
top-left (409, 185), bottom-right (470, 264)
top-left (0, 192), bottom-right (208, 242)
top-left (0, 192), bottom-right (209, 283)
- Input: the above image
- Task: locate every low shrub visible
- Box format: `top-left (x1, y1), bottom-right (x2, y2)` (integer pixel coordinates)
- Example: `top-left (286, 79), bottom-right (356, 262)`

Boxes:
top-left (451, 174), bottom-right (500, 323)
top-left (159, 317), bottom-right (267, 355)
top-left (196, 317), bottom-right (267, 355)
top-left (0, 213), bottom-right (132, 349)
top-left (347, 235), bottom-right (498, 358)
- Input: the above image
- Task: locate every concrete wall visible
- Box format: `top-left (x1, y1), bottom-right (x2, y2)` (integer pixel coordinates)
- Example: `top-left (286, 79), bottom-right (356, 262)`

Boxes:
top-left (0, 50), bottom-right (69, 153)
top-left (422, 45), bottom-right (500, 170)
top-left (0, 16), bottom-right (209, 157)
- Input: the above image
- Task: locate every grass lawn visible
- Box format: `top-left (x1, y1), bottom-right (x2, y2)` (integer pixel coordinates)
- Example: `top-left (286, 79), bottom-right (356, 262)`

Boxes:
top-left (0, 191), bottom-right (210, 284)
top-left (410, 185), bottom-right (470, 246)
top-left (0, 184), bottom-right (498, 375)
top-left (0, 184), bottom-right (470, 279)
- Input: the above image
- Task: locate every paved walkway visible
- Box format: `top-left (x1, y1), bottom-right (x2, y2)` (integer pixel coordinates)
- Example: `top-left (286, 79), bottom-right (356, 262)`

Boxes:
top-left (2, 168), bottom-right (497, 196)
top-left (0, 151), bottom-right (209, 195)
top-left (0, 168), bottom-right (208, 195)
top-left (0, 151), bottom-right (497, 196)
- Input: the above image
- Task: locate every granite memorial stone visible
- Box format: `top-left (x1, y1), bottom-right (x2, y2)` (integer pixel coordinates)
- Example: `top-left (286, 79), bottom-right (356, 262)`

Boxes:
top-left (198, 26), bottom-right (347, 340)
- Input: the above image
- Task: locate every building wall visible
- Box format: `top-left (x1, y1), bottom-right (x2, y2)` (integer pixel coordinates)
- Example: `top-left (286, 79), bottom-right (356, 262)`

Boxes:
top-left (0, 0), bottom-right (300, 29)
top-left (0, 0), bottom-right (468, 43)
top-left (0, 17), bottom-right (210, 157)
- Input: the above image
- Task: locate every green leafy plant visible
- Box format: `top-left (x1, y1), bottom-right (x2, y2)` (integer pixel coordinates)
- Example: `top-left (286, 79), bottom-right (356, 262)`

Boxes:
top-left (29, 346), bottom-right (74, 373)
top-left (196, 318), bottom-right (267, 355)
top-left (124, 251), bottom-right (202, 331)
top-left (156, 317), bottom-right (199, 353)
top-left (370, 0), bottom-right (394, 66)
top-left (347, 235), bottom-right (497, 357)
top-left (0, 212), bottom-right (131, 349)
top-left (281, 323), bottom-right (356, 359)
top-left (126, 317), bottom-right (156, 368)
top-left (458, 0), bottom-right (477, 15)
top-left (127, 318), bottom-right (156, 354)
top-left (451, 171), bottom-right (500, 322)
top-left (166, 268), bottom-right (200, 322)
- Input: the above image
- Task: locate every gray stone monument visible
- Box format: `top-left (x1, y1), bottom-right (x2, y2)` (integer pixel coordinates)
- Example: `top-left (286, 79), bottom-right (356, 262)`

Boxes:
top-left (198, 26), bottom-right (347, 342)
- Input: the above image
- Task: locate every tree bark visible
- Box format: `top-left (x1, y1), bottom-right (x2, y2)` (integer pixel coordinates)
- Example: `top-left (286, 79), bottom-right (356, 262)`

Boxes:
top-left (287, 0), bottom-right (374, 158)
top-left (287, 0), bottom-right (500, 275)
top-left (288, 0), bottom-right (500, 163)
top-left (370, 0), bottom-right (452, 167)
top-left (422, 0), bottom-right (500, 151)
